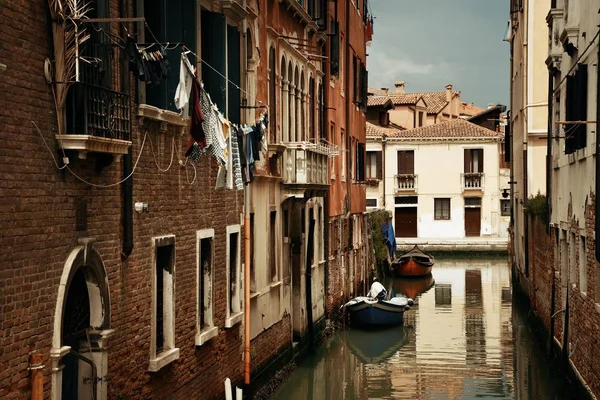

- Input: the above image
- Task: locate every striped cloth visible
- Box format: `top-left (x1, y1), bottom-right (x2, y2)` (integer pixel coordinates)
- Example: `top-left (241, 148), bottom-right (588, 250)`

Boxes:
top-left (199, 89), bottom-right (226, 166)
top-left (231, 128), bottom-right (243, 190)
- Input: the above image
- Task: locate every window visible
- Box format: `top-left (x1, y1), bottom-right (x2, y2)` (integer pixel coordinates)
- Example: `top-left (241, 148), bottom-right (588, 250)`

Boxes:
top-left (340, 33), bottom-right (344, 88)
top-left (150, 236), bottom-right (179, 371)
top-left (330, 19), bottom-right (340, 76)
top-left (465, 197), bottom-right (482, 207)
top-left (397, 150), bottom-right (415, 175)
top-left (142, 0), bottom-right (196, 111)
top-left (366, 151), bottom-right (382, 179)
top-left (196, 230), bottom-right (218, 346)
top-left (201, 10), bottom-right (241, 123)
top-left (434, 198), bottom-right (451, 220)
top-left (225, 225), bottom-right (243, 328)
top-left (565, 64), bottom-right (588, 154)
top-left (500, 200), bottom-right (510, 216)
top-left (341, 129), bottom-right (346, 181)
top-left (378, 111), bottom-right (389, 126)
top-left (580, 236), bottom-right (587, 294)
top-left (268, 46), bottom-right (277, 143)
top-left (570, 233), bottom-right (577, 286)
top-left (270, 211), bottom-right (278, 282)
top-left (366, 198), bottom-right (378, 208)
top-left (418, 111), bottom-right (424, 127)
top-left (353, 54), bottom-right (360, 104)
top-left (250, 213), bottom-right (256, 292)
top-left (464, 149), bottom-right (484, 173)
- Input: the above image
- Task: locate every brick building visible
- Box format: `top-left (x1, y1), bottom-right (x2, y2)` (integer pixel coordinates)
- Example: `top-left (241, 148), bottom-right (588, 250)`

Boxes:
top-left (508, 0), bottom-right (600, 397)
top-left (325, 0), bottom-right (372, 315)
top-left (0, 0), bottom-right (373, 399)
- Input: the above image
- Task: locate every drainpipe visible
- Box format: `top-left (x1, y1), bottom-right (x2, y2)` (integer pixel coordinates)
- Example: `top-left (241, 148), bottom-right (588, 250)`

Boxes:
top-left (244, 183), bottom-right (251, 385)
top-left (595, 35), bottom-right (600, 262)
top-left (121, 0), bottom-right (133, 261)
top-left (28, 351), bottom-right (43, 400)
top-left (546, 66), bottom-right (554, 235)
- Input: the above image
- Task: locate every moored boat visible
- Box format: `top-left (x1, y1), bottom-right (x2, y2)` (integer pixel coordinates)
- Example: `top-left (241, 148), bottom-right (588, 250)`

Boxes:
top-left (392, 245), bottom-right (435, 277)
top-left (345, 296), bottom-right (412, 327)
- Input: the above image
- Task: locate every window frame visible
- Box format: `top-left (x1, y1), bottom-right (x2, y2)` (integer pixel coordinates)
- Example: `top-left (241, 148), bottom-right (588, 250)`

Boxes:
top-left (434, 198), bottom-right (451, 220)
top-left (195, 229), bottom-right (218, 346)
top-left (500, 199), bottom-right (511, 216)
top-left (149, 235), bottom-right (179, 372)
top-left (225, 225), bottom-right (243, 328)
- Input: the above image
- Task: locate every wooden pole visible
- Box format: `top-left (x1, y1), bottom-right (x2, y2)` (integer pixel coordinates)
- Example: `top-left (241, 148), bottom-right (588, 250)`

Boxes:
top-left (29, 352), bottom-right (43, 400)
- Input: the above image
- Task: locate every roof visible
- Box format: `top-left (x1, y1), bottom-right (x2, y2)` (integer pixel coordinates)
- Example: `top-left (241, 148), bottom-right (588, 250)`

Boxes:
top-left (368, 87), bottom-right (389, 95)
top-left (385, 118), bottom-right (501, 140)
top-left (467, 104), bottom-right (508, 122)
top-left (388, 91), bottom-right (460, 114)
top-left (366, 122), bottom-right (404, 138)
top-left (460, 102), bottom-right (485, 117)
top-left (367, 96), bottom-right (394, 108)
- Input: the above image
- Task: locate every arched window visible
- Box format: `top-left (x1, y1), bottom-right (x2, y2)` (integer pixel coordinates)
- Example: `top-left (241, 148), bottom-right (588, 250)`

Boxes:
top-left (309, 76), bottom-right (315, 141)
top-left (288, 62), bottom-right (294, 142)
top-left (269, 46), bottom-right (277, 143)
top-left (294, 66), bottom-right (299, 142)
top-left (300, 71), bottom-right (305, 142)
top-left (281, 56), bottom-right (288, 142)
top-left (318, 81), bottom-right (324, 140)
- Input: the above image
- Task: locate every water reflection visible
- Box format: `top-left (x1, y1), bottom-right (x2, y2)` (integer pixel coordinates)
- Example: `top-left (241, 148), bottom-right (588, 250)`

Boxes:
top-left (271, 258), bottom-right (562, 400)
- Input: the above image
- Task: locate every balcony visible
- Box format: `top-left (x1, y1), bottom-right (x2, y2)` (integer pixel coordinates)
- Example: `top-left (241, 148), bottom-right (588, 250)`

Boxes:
top-left (462, 173), bottom-right (485, 191)
top-left (282, 144), bottom-right (329, 189)
top-left (395, 174), bottom-right (417, 192)
top-left (281, 0), bottom-right (320, 32)
top-left (221, 0), bottom-right (248, 22)
top-left (57, 83), bottom-right (131, 159)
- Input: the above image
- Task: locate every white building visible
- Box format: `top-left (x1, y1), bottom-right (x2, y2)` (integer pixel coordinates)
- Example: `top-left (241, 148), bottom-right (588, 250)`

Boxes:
top-left (366, 118), bottom-right (510, 249)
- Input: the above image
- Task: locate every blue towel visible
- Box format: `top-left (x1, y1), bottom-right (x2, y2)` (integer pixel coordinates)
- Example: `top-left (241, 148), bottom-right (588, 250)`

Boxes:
top-left (382, 221), bottom-right (397, 259)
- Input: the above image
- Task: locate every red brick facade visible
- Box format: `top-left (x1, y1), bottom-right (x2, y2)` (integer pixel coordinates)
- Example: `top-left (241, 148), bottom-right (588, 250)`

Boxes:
top-left (512, 193), bottom-right (600, 398)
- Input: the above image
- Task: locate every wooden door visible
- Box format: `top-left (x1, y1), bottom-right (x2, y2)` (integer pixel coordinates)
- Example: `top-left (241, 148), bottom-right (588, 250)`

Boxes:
top-left (395, 207), bottom-right (417, 238)
top-left (465, 208), bottom-right (481, 237)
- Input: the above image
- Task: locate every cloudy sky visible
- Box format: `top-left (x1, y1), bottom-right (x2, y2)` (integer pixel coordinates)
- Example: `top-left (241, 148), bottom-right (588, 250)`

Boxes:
top-left (367, 0), bottom-right (510, 108)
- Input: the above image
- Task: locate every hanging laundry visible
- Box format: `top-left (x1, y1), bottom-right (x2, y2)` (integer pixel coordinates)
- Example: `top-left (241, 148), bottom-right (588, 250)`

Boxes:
top-left (184, 78), bottom-right (207, 158)
top-left (198, 87), bottom-right (226, 165)
top-left (366, 16), bottom-right (374, 46)
top-left (174, 53), bottom-right (195, 118)
top-left (235, 126), bottom-right (249, 184)
top-left (231, 127), bottom-right (244, 190)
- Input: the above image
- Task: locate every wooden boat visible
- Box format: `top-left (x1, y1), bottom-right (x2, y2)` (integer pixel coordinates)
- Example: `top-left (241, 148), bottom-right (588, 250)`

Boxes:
top-left (393, 245), bottom-right (435, 277)
top-left (345, 325), bottom-right (408, 364)
top-left (345, 296), bottom-right (412, 327)
top-left (393, 275), bottom-right (435, 299)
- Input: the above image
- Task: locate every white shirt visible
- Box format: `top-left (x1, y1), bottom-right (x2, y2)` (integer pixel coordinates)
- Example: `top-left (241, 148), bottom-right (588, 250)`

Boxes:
top-left (368, 281), bottom-right (386, 298)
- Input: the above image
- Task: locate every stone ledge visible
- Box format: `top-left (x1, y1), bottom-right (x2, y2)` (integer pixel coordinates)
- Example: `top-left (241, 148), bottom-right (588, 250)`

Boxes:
top-left (195, 326), bottom-right (218, 347)
top-left (148, 347), bottom-right (179, 372)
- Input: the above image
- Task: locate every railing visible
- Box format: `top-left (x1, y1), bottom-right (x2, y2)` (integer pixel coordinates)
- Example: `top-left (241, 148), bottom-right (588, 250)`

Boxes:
top-left (395, 174), bottom-right (417, 191)
top-left (283, 147), bottom-right (328, 185)
top-left (67, 83), bottom-right (131, 141)
top-left (462, 173), bottom-right (485, 190)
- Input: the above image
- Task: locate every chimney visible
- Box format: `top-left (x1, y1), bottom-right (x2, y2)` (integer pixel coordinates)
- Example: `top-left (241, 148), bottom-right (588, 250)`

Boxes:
top-left (445, 84), bottom-right (453, 102)
top-left (381, 87), bottom-right (389, 94)
top-left (394, 81), bottom-right (406, 94)
top-left (488, 103), bottom-right (496, 109)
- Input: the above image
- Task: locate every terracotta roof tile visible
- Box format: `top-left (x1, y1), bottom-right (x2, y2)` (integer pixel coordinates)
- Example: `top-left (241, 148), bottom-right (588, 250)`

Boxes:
top-left (366, 122), bottom-right (403, 138)
top-left (460, 102), bottom-right (486, 117)
top-left (367, 96), bottom-right (393, 107)
top-left (386, 118), bottom-right (500, 139)
top-left (388, 93), bottom-right (423, 105)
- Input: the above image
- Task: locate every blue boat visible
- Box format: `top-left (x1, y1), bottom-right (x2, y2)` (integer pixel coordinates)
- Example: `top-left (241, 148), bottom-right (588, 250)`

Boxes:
top-left (345, 296), bottom-right (412, 327)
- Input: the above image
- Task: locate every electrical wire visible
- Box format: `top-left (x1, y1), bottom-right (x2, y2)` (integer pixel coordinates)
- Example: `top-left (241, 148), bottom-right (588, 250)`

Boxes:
top-left (148, 132), bottom-right (175, 172)
top-left (34, 120), bottom-right (149, 188)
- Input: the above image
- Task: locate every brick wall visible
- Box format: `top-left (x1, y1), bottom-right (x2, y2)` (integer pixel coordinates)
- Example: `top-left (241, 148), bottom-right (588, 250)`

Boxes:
top-left (518, 194), bottom-right (600, 398)
top-left (0, 1), bottom-right (270, 399)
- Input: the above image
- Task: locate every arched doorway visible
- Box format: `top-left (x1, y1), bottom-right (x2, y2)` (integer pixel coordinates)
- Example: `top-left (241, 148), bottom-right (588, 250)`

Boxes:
top-left (51, 240), bottom-right (112, 400)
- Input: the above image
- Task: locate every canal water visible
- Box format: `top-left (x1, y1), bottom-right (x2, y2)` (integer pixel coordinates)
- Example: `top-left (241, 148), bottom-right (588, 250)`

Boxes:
top-left (271, 257), bottom-right (566, 399)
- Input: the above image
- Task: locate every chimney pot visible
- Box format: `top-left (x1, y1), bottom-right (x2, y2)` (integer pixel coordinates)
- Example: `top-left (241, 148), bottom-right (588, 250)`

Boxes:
top-left (445, 84), bottom-right (453, 102)
top-left (394, 81), bottom-right (406, 94)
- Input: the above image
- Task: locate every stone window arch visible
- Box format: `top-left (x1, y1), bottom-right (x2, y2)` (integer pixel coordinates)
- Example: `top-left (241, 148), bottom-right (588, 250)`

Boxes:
top-left (51, 240), bottom-right (112, 400)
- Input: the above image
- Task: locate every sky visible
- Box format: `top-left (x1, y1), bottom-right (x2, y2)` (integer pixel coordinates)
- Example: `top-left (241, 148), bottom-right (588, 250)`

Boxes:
top-left (367, 0), bottom-right (510, 108)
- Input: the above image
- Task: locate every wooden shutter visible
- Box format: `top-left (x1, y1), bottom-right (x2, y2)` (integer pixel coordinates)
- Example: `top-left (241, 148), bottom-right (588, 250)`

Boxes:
top-left (565, 74), bottom-right (575, 154)
top-left (330, 20), bottom-right (340, 76)
top-left (577, 64), bottom-right (588, 150)
top-left (227, 24), bottom-right (241, 124)
top-left (464, 149), bottom-right (471, 173)
top-left (477, 149), bottom-right (484, 173)
top-left (407, 150), bottom-right (414, 174)
top-left (504, 123), bottom-right (511, 162)
top-left (376, 151), bottom-right (382, 179)
top-left (398, 151), bottom-right (406, 174)
top-left (357, 143), bottom-right (365, 181)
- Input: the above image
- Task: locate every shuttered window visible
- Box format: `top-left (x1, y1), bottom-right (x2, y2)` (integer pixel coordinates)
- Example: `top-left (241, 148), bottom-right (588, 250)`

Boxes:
top-left (356, 142), bottom-right (365, 181)
top-left (366, 151), bottom-right (382, 179)
top-left (397, 150), bottom-right (415, 174)
top-left (330, 19), bottom-right (340, 76)
top-left (565, 64), bottom-right (588, 154)
top-left (464, 149), bottom-right (484, 173)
